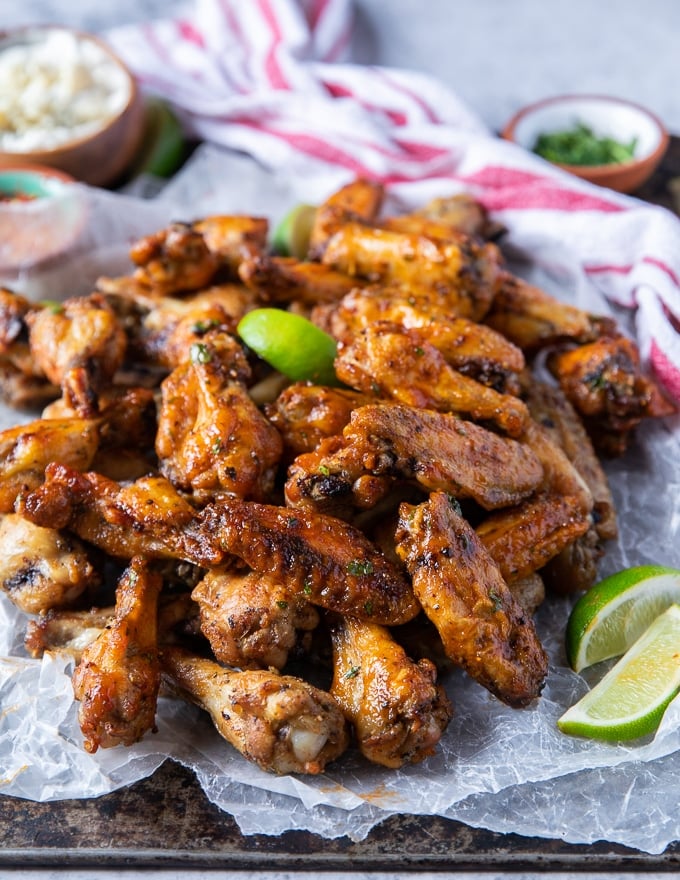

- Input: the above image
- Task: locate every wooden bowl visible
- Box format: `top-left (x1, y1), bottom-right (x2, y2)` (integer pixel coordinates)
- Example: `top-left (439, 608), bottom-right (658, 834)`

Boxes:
top-left (501, 94), bottom-right (669, 194)
top-left (0, 26), bottom-right (145, 187)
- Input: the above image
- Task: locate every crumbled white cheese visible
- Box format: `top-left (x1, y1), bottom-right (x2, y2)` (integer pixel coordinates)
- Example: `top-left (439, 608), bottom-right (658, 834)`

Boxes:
top-left (0, 29), bottom-right (131, 152)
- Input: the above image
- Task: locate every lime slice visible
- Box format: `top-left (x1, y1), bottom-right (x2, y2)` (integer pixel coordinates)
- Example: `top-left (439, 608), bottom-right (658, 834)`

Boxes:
top-left (271, 204), bottom-right (317, 259)
top-left (133, 98), bottom-right (186, 178)
top-left (558, 604), bottom-right (680, 742)
top-left (237, 308), bottom-right (338, 385)
top-left (565, 565), bottom-right (680, 672)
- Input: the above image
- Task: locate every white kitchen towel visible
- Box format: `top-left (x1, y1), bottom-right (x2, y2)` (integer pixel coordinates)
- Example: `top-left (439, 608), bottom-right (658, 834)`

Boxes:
top-left (107, 0), bottom-right (680, 402)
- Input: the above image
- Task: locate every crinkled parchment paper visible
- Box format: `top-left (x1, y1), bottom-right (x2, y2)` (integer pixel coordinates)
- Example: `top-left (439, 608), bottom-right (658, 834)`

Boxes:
top-left (1, 147), bottom-right (679, 853)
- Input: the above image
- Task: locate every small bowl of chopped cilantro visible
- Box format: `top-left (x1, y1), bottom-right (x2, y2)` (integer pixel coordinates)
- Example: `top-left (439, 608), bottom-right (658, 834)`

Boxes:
top-left (501, 94), bottom-right (669, 194)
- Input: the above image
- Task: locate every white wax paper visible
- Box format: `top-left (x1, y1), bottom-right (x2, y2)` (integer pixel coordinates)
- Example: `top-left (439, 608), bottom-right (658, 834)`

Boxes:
top-left (1, 146), bottom-right (679, 854)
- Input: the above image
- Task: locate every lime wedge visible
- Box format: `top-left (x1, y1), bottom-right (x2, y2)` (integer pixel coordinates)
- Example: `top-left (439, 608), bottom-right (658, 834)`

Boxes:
top-left (237, 308), bottom-right (338, 385)
top-left (271, 204), bottom-right (317, 259)
top-left (565, 565), bottom-right (680, 672)
top-left (558, 604), bottom-right (680, 742)
top-left (133, 97), bottom-right (185, 178)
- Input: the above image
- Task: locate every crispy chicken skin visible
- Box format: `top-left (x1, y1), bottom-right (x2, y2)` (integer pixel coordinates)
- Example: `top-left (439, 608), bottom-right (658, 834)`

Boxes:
top-left (156, 339), bottom-right (282, 503)
top-left (321, 223), bottom-right (502, 322)
top-left (25, 606), bottom-right (115, 659)
top-left (334, 323), bottom-right (530, 437)
top-left (285, 403), bottom-right (544, 516)
top-left (265, 383), bottom-right (373, 459)
top-left (71, 556), bottom-right (162, 753)
top-left (0, 513), bottom-right (99, 614)
top-left (395, 492), bottom-right (549, 707)
top-left (402, 192), bottom-right (505, 240)
top-left (26, 294), bottom-right (127, 416)
top-left (191, 569), bottom-right (319, 670)
top-left (16, 465), bottom-right (220, 566)
top-left (328, 614), bottom-right (453, 768)
top-left (129, 222), bottom-right (219, 295)
top-left (192, 215), bottom-right (269, 276)
top-left (326, 285), bottom-right (525, 392)
top-left (160, 645), bottom-right (350, 774)
top-left (200, 500), bottom-right (420, 625)
top-left (0, 417), bottom-right (100, 512)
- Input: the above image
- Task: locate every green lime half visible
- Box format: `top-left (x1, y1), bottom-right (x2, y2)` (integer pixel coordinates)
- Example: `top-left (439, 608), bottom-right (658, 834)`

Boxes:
top-left (271, 204), bottom-right (317, 259)
top-left (558, 604), bottom-right (680, 742)
top-left (565, 565), bottom-right (680, 672)
top-left (237, 308), bottom-right (338, 385)
top-left (133, 97), bottom-right (186, 178)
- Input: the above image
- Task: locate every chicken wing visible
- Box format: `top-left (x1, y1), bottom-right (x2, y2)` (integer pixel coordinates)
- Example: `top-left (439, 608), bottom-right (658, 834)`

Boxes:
top-left (155, 339), bottom-right (282, 503)
top-left (265, 383), bottom-right (373, 459)
top-left (71, 556), bottom-right (162, 752)
top-left (26, 294), bottom-right (127, 416)
top-left (0, 417), bottom-right (100, 512)
top-left (191, 569), bottom-right (319, 670)
top-left (548, 335), bottom-right (676, 454)
top-left (239, 255), bottom-right (359, 306)
top-left (160, 645), bottom-right (349, 774)
top-left (328, 614), bottom-right (453, 768)
top-left (334, 323), bottom-right (530, 437)
top-left (406, 191), bottom-right (505, 240)
top-left (0, 513), bottom-right (100, 614)
top-left (484, 273), bottom-right (615, 352)
top-left (395, 491), bottom-right (548, 707)
top-left (309, 177), bottom-right (385, 254)
top-left (129, 222), bottom-right (219, 295)
top-left (192, 215), bottom-right (268, 276)
top-left (285, 403), bottom-right (544, 516)
top-left (321, 222), bottom-right (502, 322)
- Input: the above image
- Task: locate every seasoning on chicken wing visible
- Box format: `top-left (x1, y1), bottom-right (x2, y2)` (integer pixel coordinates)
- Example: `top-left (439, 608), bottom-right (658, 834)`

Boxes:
top-left (484, 273), bottom-right (616, 353)
top-left (155, 335), bottom-right (282, 503)
top-left (309, 177), bottom-right (385, 255)
top-left (334, 323), bottom-right (530, 437)
top-left (265, 383), bottom-right (373, 459)
top-left (239, 255), bottom-right (359, 307)
top-left (321, 223), bottom-right (502, 322)
top-left (326, 285), bottom-right (525, 393)
top-left (395, 492), bottom-right (549, 707)
top-left (160, 645), bottom-right (350, 774)
top-left (548, 335), bottom-right (676, 455)
top-left (285, 403), bottom-right (544, 517)
top-left (0, 417), bottom-right (100, 512)
top-left (328, 614), bottom-right (453, 768)
top-left (406, 191), bottom-right (506, 240)
top-left (0, 513), bottom-right (100, 614)
top-left (129, 222), bottom-right (219, 295)
top-left (200, 499), bottom-right (420, 625)
top-left (191, 569), bottom-right (319, 670)
top-left (16, 464), bottom-right (221, 566)
top-left (71, 556), bottom-right (162, 753)
top-left (25, 605), bottom-right (115, 660)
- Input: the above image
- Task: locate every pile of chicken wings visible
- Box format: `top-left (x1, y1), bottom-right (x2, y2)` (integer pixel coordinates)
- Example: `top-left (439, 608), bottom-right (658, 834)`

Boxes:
top-left (0, 179), bottom-right (674, 775)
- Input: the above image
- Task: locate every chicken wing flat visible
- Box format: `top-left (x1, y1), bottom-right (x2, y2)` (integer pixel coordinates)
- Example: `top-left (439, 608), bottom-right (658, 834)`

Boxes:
top-left (265, 383), bottom-right (373, 459)
top-left (309, 177), bottom-right (385, 254)
top-left (548, 335), bottom-right (677, 454)
top-left (239, 255), bottom-right (359, 306)
top-left (322, 223), bottom-right (502, 322)
top-left (0, 513), bottom-right (100, 614)
top-left (25, 606), bottom-right (114, 660)
top-left (395, 492), bottom-right (548, 707)
top-left (484, 273), bottom-right (615, 352)
top-left (16, 464), bottom-right (221, 566)
top-left (328, 614), bottom-right (453, 768)
top-left (26, 294), bottom-right (127, 416)
top-left (325, 286), bottom-right (525, 393)
top-left (0, 289), bottom-right (59, 408)
top-left (160, 645), bottom-right (349, 774)
top-left (155, 343), bottom-right (282, 503)
top-left (200, 500), bottom-right (420, 625)
top-left (192, 215), bottom-right (268, 276)
top-left (191, 569), bottom-right (319, 670)
top-left (285, 403), bottom-right (543, 515)
top-left (408, 192), bottom-right (506, 240)
top-left (0, 417), bottom-right (100, 512)
top-left (334, 323), bottom-right (530, 437)
top-left (71, 556), bottom-right (162, 753)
